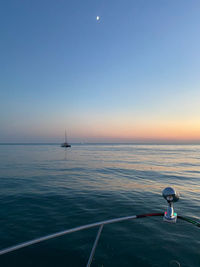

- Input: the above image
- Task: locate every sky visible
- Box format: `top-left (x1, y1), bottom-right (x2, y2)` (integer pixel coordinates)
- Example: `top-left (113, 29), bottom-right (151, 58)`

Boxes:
top-left (0, 0), bottom-right (200, 143)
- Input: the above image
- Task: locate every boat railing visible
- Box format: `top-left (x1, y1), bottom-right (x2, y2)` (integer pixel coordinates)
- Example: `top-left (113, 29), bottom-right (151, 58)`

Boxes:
top-left (0, 213), bottom-right (163, 266)
top-left (1, 187), bottom-right (200, 266)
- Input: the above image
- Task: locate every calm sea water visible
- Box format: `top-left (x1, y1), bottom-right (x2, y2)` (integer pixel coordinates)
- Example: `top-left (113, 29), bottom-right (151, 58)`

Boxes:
top-left (0, 144), bottom-right (200, 267)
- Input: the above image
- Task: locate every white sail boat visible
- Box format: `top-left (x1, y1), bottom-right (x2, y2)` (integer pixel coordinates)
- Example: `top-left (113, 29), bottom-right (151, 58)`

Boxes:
top-left (61, 130), bottom-right (71, 147)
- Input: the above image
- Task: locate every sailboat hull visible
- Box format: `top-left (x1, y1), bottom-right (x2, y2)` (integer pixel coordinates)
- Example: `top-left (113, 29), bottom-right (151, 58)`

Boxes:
top-left (61, 131), bottom-right (71, 147)
top-left (61, 143), bottom-right (71, 148)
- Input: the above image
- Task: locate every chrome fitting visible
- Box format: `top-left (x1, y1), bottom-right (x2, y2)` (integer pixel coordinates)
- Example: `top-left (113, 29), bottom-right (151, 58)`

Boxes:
top-left (162, 187), bottom-right (179, 223)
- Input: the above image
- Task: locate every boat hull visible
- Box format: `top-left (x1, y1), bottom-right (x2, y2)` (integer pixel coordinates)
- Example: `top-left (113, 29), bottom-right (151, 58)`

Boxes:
top-left (61, 143), bottom-right (71, 148)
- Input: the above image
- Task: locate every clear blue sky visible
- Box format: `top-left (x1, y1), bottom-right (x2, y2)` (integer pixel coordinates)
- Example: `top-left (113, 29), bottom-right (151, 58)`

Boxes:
top-left (1, 0), bottom-right (200, 142)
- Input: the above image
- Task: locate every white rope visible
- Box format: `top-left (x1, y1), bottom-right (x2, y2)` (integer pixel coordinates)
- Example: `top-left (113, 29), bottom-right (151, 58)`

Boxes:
top-left (0, 215), bottom-right (137, 256)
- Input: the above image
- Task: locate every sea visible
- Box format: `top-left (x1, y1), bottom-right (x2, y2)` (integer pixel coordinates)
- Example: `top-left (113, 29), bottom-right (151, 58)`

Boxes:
top-left (0, 143), bottom-right (200, 267)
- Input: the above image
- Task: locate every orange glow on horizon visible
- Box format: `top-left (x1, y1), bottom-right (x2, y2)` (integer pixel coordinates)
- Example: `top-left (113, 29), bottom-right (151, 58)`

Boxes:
top-left (69, 119), bottom-right (200, 141)
top-left (20, 116), bottom-right (200, 142)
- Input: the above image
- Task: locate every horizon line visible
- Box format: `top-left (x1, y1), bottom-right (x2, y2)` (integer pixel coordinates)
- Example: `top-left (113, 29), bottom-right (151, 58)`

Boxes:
top-left (1, 141), bottom-right (200, 145)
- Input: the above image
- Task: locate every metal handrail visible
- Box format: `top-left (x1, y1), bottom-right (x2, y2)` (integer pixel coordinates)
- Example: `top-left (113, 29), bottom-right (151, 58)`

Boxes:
top-left (0, 214), bottom-right (139, 256)
top-left (86, 224), bottom-right (104, 267)
top-left (1, 212), bottom-right (199, 266)
top-left (0, 213), bottom-right (163, 266)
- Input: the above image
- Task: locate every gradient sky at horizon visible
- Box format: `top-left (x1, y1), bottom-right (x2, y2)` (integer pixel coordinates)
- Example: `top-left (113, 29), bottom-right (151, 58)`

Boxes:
top-left (1, 0), bottom-right (200, 143)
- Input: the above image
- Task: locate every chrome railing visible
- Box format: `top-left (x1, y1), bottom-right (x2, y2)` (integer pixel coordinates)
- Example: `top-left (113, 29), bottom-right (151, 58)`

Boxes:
top-left (1, 188), bottom-right (199, 266)
top-left (0, 214), bottom-right (159, 267)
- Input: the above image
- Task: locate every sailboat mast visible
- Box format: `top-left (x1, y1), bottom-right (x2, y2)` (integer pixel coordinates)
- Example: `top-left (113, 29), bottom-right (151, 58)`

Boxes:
top-left (65, 130), bottom-right (67, 143)
top-left (61, 130), bottom-right (71, 147)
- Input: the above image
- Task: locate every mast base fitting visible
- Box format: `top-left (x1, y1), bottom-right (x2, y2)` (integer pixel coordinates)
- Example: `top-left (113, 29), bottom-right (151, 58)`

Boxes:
top-left (163, 212), bottom-right (177, 223)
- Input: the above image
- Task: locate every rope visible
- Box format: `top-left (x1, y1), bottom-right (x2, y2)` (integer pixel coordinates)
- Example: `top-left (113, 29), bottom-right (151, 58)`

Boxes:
top-left (178, 215), bottom-right (200, 227)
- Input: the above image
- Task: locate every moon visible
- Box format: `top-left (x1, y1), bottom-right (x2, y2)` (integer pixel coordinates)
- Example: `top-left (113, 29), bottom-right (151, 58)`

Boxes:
top-left (96, 16), bottom-right (100, 21)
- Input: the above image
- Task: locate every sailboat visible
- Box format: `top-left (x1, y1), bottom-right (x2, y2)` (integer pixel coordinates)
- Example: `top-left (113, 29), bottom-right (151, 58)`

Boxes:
top-left (61, 131), bottom-right (71, 148)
